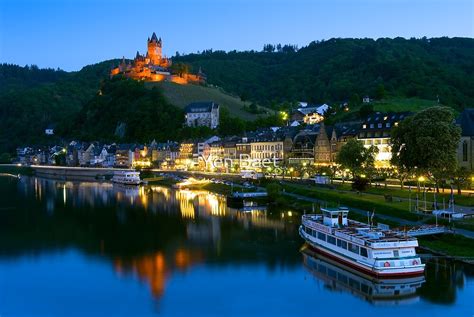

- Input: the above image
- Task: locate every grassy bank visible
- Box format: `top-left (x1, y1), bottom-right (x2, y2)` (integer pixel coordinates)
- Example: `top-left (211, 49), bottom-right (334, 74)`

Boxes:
top-left (281, 183), bottom-right (422, 222)
top-left (418, 234), bottom-right (474, 257)
top-left (144, 177), bottom-right (178, 187)
top-left (336, 183), bottom-right (474, 207)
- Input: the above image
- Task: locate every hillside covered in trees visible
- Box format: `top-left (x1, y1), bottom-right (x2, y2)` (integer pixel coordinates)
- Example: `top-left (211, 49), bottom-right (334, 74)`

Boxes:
top-left (175, 37), bottom-right (474, 109)
top-left (0, 61), bottom-right (116, 152)
top-left (1, 37), bottom-right (473, 153)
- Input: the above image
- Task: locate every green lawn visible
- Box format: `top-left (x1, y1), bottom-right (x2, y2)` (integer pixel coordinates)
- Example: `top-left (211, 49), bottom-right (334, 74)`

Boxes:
top-left (146, 81), bottom-right (273, 120)
top-left (282, 183), bottom-right (422, 222)
top-left (371, 97), bottom-right (441, 113)
top-left (418, 234), bottom-right (474, 257)
top-left (335, 183), bottom-right (474, 207)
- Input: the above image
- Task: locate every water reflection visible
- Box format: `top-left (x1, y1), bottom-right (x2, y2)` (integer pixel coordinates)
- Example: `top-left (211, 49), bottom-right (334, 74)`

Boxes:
top-left (113, 249), bottom-right (204, 299)
top-left (302, 246), bottom-right (425, 305)
top-left (1, 176), bottom-right (473, 315)
top-left (2, 176), bottom-right (300, 302)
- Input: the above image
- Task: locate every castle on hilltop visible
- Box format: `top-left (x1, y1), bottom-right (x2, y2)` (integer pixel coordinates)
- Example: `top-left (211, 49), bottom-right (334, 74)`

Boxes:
top-left (110, 32), bottom-right (205, 84)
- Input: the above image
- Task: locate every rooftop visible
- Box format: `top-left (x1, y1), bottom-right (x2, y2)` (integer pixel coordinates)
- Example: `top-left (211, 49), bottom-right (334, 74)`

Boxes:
top-left (185, 101), bottom-right (219, 113)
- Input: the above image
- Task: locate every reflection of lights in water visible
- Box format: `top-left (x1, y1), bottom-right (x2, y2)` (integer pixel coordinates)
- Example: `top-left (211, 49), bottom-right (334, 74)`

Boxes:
top-left (139, 186), bottom-right (147, 209)
top-left (207, 193), bottom-right (226, 216)
top-left (177, 190), bottom-right (196, 219)
top-left (232, 209), bottom-right (285, 230)
top-left (150, 186), bottom-right (171, 200)
top-left (113, 249), bottom-right (202, 299)
top-left (63, 184), bottom-right (67, 205)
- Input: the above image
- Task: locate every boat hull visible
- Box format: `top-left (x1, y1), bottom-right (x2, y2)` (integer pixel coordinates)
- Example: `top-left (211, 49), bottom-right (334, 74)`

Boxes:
top-left (112, 179), bottom-right (141, 185)
top-left (299, 226), bottom-right (425, 278)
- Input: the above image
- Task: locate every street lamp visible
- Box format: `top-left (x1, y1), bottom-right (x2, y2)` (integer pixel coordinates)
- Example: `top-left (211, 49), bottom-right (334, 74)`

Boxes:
top-left (417, 176), bottom-right (425, 193)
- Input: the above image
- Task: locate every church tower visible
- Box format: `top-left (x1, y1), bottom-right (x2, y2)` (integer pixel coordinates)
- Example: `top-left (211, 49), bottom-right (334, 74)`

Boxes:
top-left (147, 32), bottom-right (162, 65)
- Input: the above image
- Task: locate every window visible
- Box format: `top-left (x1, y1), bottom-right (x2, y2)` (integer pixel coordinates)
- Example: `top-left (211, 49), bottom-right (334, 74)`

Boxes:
top-left (393, 250), bottom-right (399, 258)
top-left (462, 141), bottom-right (468, 162)
top-left (362, 124), bottom-right (367, 129)
top-left (317, 232), bottom-right (326, 241)
top-left (370, 124), bottom-right (374, 128)
top-left (327, 235), bottom-right (336, 245)
top-left (386, 122), bottom-right (391, 128)
top-left (337, 239), bottom-right (347, 249)
top-left (377, 123), bottom-right (382, 128)
top-left (360, 248), bottom-right (368, 257)
top-left (348, 243), bottom-right (359, 254)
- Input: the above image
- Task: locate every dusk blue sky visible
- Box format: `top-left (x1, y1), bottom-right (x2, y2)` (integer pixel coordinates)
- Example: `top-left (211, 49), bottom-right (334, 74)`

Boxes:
top-left (1, 0), bottom-right (473, 71)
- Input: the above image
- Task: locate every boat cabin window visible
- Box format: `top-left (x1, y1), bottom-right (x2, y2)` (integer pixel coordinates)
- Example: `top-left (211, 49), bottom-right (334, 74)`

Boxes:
top-left (317, 232), bottom-right (326, 241)
top-left (393, 250), bottom-right (399, 258)
top-left (348, 243), bottom-right (359, 254)
top-left (337, 239), bottom-right (347, 249)
top-left (305, 226), bottom-right (314, 237)
top-left (360, 247), bottom-right (368, 257)
top-left (327, 235), bottom-right (336, 245)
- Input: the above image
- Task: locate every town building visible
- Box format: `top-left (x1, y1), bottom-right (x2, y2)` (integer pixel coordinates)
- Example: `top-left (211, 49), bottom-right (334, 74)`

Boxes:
top-left (289, 131), bottom-right (317, 165)
top-left (456, 108), bottom-right (474, 171)
top-left (290, 103), bottom-right (328, 125)
top-left (357, 112), bottom-right (411, 168)
top-left (115, 144), bottom-right (132, 168)
top-left (313, 123), bottom-right (338, 165)
top-left (184, 102), bottom-right (220, 129)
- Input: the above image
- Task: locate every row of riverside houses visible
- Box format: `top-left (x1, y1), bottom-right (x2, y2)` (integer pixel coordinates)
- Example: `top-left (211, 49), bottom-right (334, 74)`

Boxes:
top-left (16, 140), bottom-right (179, 168)
top-left (15, 109), bottom-right (474, 172)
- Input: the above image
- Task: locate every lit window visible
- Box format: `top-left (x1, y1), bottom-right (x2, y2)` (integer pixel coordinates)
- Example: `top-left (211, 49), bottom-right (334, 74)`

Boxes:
top-left (362, 124), bottom-right (367, 129)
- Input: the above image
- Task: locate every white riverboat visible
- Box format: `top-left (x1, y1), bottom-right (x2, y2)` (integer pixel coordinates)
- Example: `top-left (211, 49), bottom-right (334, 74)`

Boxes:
top-left (299, 207), bottom-right (425, 278)
top-left (111, 170), bottom-right (141, 185)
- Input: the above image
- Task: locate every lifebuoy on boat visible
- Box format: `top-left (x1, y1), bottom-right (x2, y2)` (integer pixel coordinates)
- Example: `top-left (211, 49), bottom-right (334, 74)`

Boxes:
top-left (384, 261), bottom-right (390, 267)
top-left (412, 260), bottom-right (419, 265)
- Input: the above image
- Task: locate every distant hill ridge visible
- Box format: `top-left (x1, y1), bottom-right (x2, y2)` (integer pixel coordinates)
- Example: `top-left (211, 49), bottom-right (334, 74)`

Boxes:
top-left (174, 37), bottom-right (474, 109)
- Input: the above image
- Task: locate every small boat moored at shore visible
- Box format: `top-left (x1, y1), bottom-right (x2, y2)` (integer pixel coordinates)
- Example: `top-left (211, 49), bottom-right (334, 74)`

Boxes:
top-left (111, 170), bottom-right (141, 185)
top-left (300, 207), bottom-right (425, 278)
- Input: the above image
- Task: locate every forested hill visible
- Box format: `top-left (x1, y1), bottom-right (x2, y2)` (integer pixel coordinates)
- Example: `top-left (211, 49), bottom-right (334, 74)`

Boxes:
top-left (1, 37), bottom-right (473, 153)
top-left (174, 37), bottom-right (474, 109)
top-left (0, 61), bottom-right (117, 151)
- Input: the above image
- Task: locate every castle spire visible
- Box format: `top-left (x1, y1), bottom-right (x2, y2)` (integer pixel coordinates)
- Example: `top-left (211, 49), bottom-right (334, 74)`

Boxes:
top-left (151, 32), bottom-right (158, 42)
top-left (136, 51), bottom-right (140, 59)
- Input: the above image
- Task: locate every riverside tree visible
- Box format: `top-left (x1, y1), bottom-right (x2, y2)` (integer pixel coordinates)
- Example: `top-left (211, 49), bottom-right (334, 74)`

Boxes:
top-left (390, 106), bottom-right (461, 192)
top-left (336, 138), bottom-right (378, 179)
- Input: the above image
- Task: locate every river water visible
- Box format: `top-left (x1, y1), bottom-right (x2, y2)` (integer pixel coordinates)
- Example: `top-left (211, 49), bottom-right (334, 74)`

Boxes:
top-left (0, 176), bottom-right (472, 317)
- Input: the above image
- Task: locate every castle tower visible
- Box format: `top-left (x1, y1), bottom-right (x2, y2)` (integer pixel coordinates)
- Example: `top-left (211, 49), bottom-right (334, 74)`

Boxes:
top-left (147, 32), bottom-right (162, 65)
